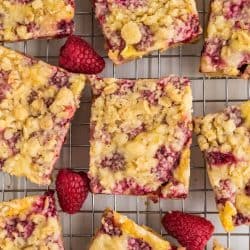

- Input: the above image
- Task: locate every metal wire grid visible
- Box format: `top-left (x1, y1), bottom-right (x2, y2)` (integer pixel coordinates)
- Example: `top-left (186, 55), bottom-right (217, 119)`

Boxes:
top-left (0, 0), bottom-right (249, 249)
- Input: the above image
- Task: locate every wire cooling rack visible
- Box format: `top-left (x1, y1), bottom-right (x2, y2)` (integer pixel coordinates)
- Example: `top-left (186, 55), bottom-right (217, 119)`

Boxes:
top-left (0, 0), bottom-right (250, 249)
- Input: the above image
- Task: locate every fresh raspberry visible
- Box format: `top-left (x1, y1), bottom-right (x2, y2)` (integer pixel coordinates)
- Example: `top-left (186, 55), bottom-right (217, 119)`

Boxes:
top-left (162, 211), bottom-right (214, 250)
top-left (206, 151), bottom-right (237, 166)
top-left (56, 169), bottom-right (90, 214)
top-left (59, 35), bottom-right (105, 74)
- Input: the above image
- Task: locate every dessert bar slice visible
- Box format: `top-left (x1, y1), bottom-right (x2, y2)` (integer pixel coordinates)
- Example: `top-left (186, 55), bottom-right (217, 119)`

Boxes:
top-left (200, 0), bottom-right (250, 79)
top-left (0, 0), bottom-right (75, 42)
top-left (94, 0), bottom-right (202, 64)
top-left (0, 45), bottom-right (85, 185)
top-left (88, 75), bottom-right (192, 200)
top-left (89, 208), bottom-right (184, 250)
top-left (194, 101), bottom-right (250, 231)
top-left (0, 192), bottom-right (64, 249)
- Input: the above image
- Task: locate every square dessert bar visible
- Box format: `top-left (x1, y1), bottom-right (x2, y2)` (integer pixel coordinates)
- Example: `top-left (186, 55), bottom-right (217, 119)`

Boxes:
top-left (89, 208), bottom-right (184, 250)
top-left (0, 192), bottom-right (64, 249)
top-left (0, 45), bottom-right (85, 185)
top-left (0, 0), bottom-right (75, 42)
top-left (194, 101), bottom-right (250, 231)
top-left (88, 75), bottom-right (192, 200)
top-left (94, 0), bottom-right (202, 64)
top-left (200, 0), bottom-right (250, 79)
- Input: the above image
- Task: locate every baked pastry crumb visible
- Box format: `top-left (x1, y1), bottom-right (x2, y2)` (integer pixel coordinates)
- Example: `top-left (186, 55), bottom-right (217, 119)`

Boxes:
top-left (88, 75), bottom-right (192, 200)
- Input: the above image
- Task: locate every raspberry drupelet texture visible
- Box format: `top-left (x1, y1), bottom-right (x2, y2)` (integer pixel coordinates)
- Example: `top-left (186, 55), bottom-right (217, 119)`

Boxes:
top-left (194, 101), bottom-right (250, 231)
top-left (56, 169), bottom-right (90, 214)
top-left (59, 35), bottom-right (105, 74)
top-left (162, 211), bottom-right (214, 250)
top-left (88, 75), bottom-right (192, 200)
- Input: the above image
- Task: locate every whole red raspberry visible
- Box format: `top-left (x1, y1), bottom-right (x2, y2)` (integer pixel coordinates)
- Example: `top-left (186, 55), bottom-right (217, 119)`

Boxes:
top-left (56, 169), bottom-right (90, 214)
top-left (59, 35), bottom-right (105, 74)
top-left (162, 211), bottom-right (214, 250)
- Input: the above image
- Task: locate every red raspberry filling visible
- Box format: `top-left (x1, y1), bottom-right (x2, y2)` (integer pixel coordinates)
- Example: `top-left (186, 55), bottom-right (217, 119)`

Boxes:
top-left (3, 131), bottom-right (21, 155)
top-left (95, 0), bottom-right (109, 24)
top-left (5, 218), bottom-right (35, 240)
top-left (245, 180), bottom-right (250, 196)
top-left (142, 90), bottom-right (159, 105)
top-left (57, 20), bottom-right (74, 37)
top-left (126, 124), bottom-right (145, 140)
top-left (0, 71), bottom-right (10, 101)
top-left (161, 181), bottom-right (187, 199)
top-left (206, 151), bottom-right (237, 166)
top-left (153, 146), bottom-right (180, 182)
top-left (106, 31), bottom-right (125, 52)
top-left (27, 90), bottom-right (38, 104)
top-left (112, 178), bottom-right (152, 195)
top-left (114, 0), bottom-right (145, 8)
top-left (223, 0), bottom-right (248, 19)
top-left (101, 152), bottom-right (125, 171)
top-left (26, 22), bottom-right (39, 33)
top-left (89, 177), bottom-right (104, 193)
top-left (101, 211), bottom-right (122, 236)
top-left (215, 179), bottom-right (236, 205)
top-left (224, 106), bottom-right (243, 127)
top-left (127, 237), bottom-right (152, 250)
top-left (32, 192), bottom-right (57, 217)
top-left (11, 0), bottom-right (33, 3)
top-left (157, 75), bottom-right (189, 89)
top-left (203, 38), bottom-right (225, 66)
top-left (174, 14), bottom-right (201, 43)
top-left (49, 69), bottom-right (70, 88)
top-left (234, 213), bottom-right (250, 226)
top-left (135, 25), bottom-right (154, 51)
top-left (116, 80), bottom-right (135, 95)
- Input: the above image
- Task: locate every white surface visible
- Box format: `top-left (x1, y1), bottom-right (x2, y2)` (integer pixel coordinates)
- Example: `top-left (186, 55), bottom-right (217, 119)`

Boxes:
top-left (0, 0), bottom-right (250, 249)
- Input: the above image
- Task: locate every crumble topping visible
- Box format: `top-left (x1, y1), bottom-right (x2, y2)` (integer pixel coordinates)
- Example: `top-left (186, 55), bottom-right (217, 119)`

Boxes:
top-left (94, 0), bottom-right (202, 64)
top-left (88, 75), bottom-right (192, 199)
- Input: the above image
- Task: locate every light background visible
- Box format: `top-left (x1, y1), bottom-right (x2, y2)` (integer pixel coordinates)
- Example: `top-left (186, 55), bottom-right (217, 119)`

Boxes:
top-left (0, 0), bottom-right (250, 249)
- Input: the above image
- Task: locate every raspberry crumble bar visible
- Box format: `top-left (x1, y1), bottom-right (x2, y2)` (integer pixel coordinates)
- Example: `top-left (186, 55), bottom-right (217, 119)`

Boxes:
top-left (194, 101), bottom-right (250, 231)
top-left (88, 75), bottom-right (192, 200)
top-left (0, 45), bottom-right (85, 185)
top-left (89, 208), bottom-right (184, 250)
top-left (200, 0), bottom-right (250, 79)
top-left (94, 0), bottom-right (202, 64)
top-left (0, 192), bottom-right (64, 249)
top-left (0, 0), bottom-right (75, 42)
